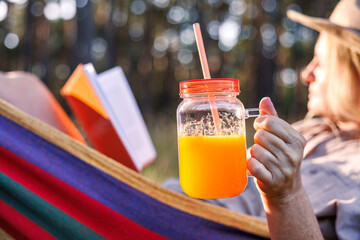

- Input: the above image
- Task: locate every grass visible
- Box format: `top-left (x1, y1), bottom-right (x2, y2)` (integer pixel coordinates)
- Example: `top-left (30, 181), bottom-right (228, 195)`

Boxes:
top-left (141, 117), bottom-right (179, 184)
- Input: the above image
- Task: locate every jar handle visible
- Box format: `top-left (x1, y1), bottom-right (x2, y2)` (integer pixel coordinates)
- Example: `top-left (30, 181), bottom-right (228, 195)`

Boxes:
top-left (245, 108), bottom-right (260, 119)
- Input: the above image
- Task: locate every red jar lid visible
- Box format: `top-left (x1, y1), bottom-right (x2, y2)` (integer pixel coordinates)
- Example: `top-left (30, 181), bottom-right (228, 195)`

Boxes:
top-left (179, 78), bottom-right (240, 96)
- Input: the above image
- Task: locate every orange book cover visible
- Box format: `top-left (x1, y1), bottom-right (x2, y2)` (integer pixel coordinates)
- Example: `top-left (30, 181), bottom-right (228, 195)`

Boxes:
top-left (60, 64), bottom-right (156, 171)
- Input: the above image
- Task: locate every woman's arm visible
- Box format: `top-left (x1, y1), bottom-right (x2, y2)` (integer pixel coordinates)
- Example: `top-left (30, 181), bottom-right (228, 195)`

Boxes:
top-left (261, 186), bottom-right (322, 240)
top-left (248, 97), bottom-right (323, 240)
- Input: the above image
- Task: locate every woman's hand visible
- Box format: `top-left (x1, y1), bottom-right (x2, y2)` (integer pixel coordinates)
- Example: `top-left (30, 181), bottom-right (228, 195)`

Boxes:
top-left (248, 97), bottom-right (323, 240)
top-left (247, 97), bottom-right (306, 202)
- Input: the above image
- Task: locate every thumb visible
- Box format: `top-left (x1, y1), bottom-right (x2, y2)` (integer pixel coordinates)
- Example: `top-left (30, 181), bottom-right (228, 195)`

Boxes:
top-left (259, 97), bottom-right (278, 117)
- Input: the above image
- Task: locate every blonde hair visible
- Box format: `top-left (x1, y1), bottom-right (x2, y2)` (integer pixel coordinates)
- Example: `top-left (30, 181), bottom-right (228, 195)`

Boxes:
top-left (322, 34), bottom-right (360, 124)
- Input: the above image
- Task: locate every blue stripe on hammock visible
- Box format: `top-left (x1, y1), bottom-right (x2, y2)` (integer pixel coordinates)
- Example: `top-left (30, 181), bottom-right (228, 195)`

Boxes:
top-left (0, 115), bottom-right (267, 240)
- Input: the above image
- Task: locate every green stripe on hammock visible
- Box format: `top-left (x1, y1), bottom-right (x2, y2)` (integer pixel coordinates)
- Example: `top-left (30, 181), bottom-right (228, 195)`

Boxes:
top-left (0, 172), bottom-right (106, 240)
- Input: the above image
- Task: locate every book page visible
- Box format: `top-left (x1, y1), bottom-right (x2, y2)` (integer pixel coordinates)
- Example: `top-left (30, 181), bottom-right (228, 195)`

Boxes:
top-left (84, 64), bottom-right (156, 170)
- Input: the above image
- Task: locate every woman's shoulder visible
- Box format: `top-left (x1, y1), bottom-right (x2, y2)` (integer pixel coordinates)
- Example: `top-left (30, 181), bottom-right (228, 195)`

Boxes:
top-left (292, 117), bottom-right (360, 139)
top-left (291, 117), bottom-right (330, 136)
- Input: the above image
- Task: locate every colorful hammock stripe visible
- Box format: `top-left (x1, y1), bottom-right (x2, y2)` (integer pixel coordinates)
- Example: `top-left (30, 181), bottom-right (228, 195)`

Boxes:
top-left (0, 100), bottom-right (269, 240)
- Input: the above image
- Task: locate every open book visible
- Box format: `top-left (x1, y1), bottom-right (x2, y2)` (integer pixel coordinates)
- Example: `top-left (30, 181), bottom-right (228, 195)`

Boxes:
top-left (60, 63), bottom-right (156, 171)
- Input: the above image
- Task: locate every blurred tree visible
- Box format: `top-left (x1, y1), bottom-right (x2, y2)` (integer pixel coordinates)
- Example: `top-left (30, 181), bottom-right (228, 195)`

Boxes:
top-left (104, 0), bottom-right (117, 68)
top-left (0, 0), bottom-right (338, 122)
top-left (71, 0), bottom-right (94, 70)
top-left (23, 1), bottom-right (50, 85)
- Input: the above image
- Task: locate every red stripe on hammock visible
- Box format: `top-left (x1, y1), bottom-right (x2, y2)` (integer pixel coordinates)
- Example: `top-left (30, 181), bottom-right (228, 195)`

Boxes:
top-left (0, 200), bottom-right (56, 240)
top-left (0, 145), bottom-right (168, 240)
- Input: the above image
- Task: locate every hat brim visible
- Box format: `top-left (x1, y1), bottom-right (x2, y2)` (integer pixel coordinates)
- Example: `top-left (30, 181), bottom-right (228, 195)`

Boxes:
top-left (287, 10), bottom-right (360, 54)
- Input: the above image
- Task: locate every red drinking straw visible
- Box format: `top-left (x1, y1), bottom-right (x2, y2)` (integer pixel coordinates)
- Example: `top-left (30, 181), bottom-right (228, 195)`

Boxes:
top-left (193, 23), bottom-right (222, 135)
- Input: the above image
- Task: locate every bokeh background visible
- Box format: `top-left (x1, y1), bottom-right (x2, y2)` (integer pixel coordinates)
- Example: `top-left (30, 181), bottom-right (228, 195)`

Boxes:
top-left (0, 0), bottom-right (337, 182)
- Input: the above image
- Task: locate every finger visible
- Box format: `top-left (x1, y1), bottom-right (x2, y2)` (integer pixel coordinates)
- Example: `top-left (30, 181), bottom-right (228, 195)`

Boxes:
top-left (247, 157), bottom-right (272, 186)
top-left (259, 97), bottom-right (278, 117)
top-left (253, 128), bottom-right (289, 165)
top-left (254, 115), bottom-right (302, 145)
top-left (253, 133), bottom-right (295, 179)
top-left (250, 143), bottom-right (285, 181)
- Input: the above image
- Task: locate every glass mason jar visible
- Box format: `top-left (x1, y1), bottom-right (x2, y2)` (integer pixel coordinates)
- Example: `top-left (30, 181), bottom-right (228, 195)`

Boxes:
top-left (177, 78), bottom-right (258, 199)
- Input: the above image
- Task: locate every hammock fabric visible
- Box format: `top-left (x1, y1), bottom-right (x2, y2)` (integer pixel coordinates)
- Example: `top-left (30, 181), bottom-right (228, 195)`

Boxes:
top-left (0, 99), bottom-right (269, 240)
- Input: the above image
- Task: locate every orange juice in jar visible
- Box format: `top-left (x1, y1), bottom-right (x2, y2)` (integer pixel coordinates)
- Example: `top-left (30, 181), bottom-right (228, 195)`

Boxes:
top-left (178, 135), bottom-right (247, 199)
top-left (177, 79), bottom-right (258, 199)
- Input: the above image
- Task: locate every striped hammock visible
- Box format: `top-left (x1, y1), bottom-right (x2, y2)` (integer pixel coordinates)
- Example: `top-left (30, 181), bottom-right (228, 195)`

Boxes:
top-left (0, 99), bottom-right (269, 240)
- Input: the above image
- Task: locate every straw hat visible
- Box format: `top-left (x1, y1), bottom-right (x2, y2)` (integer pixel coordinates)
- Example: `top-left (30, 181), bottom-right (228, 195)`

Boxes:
top-left (287, 0), bottom-right (360, 54)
